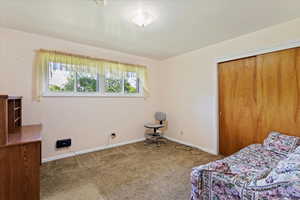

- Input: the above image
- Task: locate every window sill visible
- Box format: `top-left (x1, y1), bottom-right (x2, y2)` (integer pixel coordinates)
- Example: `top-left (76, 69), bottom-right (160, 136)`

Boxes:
top-left (42, 92), bottom-right (145, 98)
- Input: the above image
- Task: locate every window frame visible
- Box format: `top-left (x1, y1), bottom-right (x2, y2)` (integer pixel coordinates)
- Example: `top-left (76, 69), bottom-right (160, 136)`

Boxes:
top-left (43, 62), bottom-right (144, 98)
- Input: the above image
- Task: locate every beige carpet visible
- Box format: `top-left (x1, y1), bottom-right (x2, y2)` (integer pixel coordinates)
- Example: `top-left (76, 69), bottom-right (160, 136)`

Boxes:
top-left (41, 140), bottom-right (222, 200)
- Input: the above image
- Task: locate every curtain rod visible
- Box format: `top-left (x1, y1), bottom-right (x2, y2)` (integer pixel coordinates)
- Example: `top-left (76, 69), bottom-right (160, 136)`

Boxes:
top-left (37, 49), bottom-right (146, 68)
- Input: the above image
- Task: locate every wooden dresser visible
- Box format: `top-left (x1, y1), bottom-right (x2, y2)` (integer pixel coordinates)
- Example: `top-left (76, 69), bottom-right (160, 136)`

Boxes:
top-left (0, 95), bottom-right (42, 200)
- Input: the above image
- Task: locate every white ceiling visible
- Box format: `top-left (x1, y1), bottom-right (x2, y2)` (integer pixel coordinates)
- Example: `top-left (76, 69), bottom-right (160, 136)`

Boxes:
top-left (1, 0), bottom-right (300, 60)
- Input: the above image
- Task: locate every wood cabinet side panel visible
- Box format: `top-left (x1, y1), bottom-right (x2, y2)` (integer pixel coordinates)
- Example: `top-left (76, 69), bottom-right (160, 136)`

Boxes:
top-left (0, 142), bottom-right (40, 200)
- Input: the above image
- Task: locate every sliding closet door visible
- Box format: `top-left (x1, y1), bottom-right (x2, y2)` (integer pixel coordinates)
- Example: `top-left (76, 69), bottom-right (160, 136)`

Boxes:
top-left (219, 47), bottom-right (300, 156)
top-left (219, 57), bottom-right (259, 156)
top-left (256, 48), bottom-right (300, 141)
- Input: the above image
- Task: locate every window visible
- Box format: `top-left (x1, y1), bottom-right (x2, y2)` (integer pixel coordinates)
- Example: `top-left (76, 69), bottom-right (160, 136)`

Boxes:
top-left (48, 63), bottom-right (98, 93)
top-left (124, 72), bottom-right (139, 94)
top-left (45, 62), bottom-right (142, 97)
top-left (48, 63), bottom-right (76, 92)
top-left (35, 50), bottom-right (148, 100)
top-left (104, 71), bottom-right (139, 94)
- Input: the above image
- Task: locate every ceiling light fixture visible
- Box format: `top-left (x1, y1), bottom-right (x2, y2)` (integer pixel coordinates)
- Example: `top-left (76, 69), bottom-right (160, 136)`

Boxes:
top-left (132, 10), bottom-right (155, 27)
top-left (94, 0), bottom-right (108, 6)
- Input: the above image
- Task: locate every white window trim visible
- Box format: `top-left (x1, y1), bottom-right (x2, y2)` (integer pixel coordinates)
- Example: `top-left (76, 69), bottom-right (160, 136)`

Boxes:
top-left (42, 92), bottom-right (145, 98)
top-left (43, 64), bottom-right (145, 98)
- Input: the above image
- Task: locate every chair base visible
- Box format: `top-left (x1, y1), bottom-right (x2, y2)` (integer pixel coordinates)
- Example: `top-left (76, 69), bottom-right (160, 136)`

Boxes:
top-left (144, 135), bottom-right (166, 147)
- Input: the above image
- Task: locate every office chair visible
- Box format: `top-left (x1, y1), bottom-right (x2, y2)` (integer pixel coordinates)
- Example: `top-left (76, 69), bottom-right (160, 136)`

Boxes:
top-left (144, 112), bottom-right (167, 146)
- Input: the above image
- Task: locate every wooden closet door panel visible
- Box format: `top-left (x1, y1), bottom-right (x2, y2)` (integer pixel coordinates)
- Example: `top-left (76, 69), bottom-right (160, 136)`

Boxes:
top-left (219, 57), bottom-right (259, 156)
top-left (256, 48), bottom-right (300, 141)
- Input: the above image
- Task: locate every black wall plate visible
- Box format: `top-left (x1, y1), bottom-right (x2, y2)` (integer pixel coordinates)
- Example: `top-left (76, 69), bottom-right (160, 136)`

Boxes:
top-left (56, 139), bottom-right (72, 148)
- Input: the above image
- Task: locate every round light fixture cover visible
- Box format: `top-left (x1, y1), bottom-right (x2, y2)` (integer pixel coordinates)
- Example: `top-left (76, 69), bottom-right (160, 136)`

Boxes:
top-left (132, 10), bottom-right (155, 27)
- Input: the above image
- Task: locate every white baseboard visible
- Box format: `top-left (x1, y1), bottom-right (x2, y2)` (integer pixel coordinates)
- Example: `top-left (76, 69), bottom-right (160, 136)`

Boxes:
top-left (164, 136), bottom-right (218, 155)
top-left (42, 136), bottom-right (218, 163)
top-left (42, 138), bottom-right (145, 163)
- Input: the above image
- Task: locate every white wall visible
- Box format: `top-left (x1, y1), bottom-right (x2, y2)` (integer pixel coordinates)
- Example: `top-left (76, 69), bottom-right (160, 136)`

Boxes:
top-left (160, 18), bottom-right (300, 154)
top-left (2, 17), bottom-right (300, 159)
top-left (0, 27), bottom-right (161, 159)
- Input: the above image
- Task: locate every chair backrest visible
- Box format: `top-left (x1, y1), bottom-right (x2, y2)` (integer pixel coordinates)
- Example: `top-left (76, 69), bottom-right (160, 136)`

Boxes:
top-left (155, 112), bottom-right (166, 122)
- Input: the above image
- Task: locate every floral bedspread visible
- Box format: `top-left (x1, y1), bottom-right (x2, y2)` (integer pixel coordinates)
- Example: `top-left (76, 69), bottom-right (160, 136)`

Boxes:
top-left (190, 144), bottom-right (299, 200)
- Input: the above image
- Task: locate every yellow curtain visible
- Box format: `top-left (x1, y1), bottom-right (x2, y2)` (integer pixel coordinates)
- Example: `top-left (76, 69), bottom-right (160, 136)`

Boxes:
top-left (35, 50), bottom-right (149, 100)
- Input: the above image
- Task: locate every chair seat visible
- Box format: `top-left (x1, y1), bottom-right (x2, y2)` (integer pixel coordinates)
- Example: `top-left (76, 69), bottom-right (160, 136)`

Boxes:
top-left (144, 123), bottom-right (164, 129)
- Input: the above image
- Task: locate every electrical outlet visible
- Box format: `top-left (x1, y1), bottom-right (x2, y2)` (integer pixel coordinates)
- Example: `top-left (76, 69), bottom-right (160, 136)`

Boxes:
top-left (180, 130), bottom-right (184, 135)
top-left (111, 132), bottom-right (117, 139)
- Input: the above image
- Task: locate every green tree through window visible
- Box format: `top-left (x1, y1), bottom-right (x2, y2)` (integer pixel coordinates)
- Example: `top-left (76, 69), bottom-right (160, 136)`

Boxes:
top-left (47, 63), bottom-right (141, 95)
top-left (105, 79), bottom-right (122, 93)
top-left (76, 72), bottom-right (97, 92)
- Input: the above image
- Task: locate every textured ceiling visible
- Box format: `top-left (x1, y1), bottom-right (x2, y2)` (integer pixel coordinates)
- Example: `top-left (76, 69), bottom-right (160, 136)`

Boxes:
top-left (1, 0), bottom-right (300, 60)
